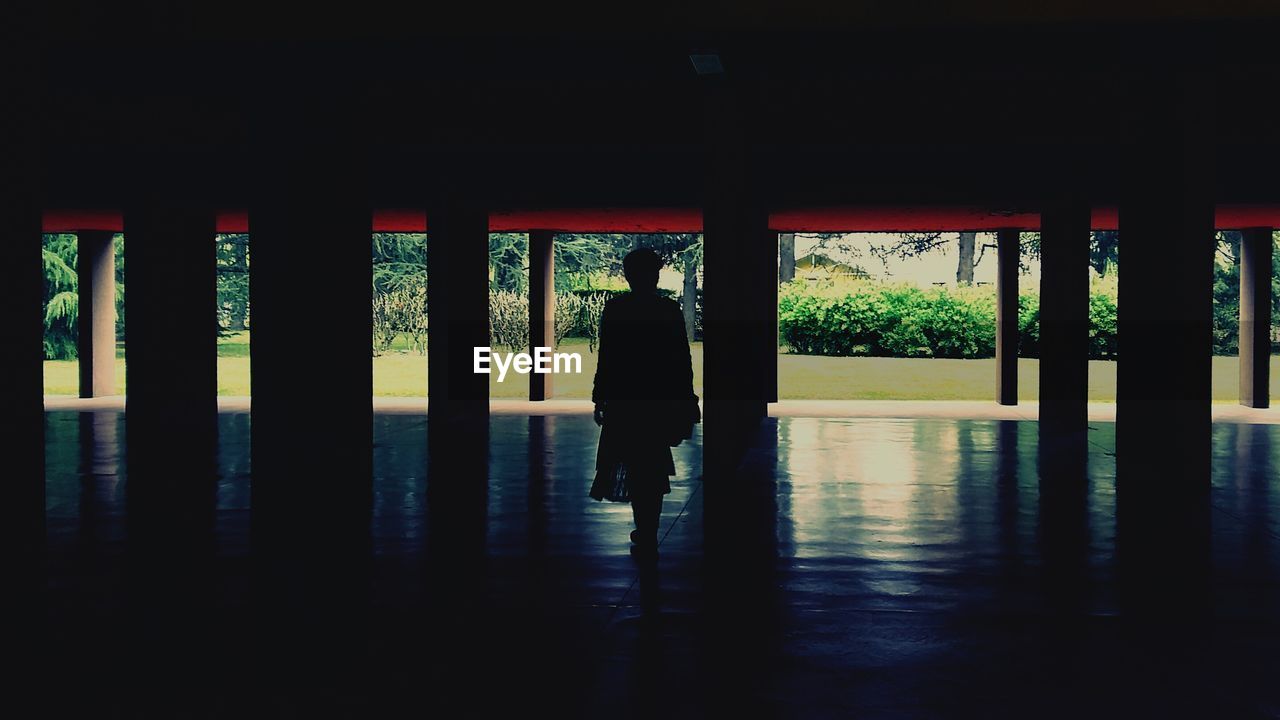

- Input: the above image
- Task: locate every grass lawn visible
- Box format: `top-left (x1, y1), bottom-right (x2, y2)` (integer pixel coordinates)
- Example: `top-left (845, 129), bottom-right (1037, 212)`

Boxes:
top-left (777, 355), bottom-right (1279, 403)
top-left (41, 331), bottom-right (1278, 403)
top-left (378, 338), bottom-right (699, 398)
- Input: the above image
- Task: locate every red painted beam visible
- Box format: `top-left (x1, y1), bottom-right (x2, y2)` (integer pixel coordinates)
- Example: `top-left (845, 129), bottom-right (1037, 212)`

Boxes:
top-left (1214, 204), bottom-right (1280, 229)
top-left (374, 208), bottom-right (426, 232)
top-left (42, 209), bottom-right (124, 233)
top-left (487, 207), bottom-right (702, 233)
top-left (217, 210), bottom-right (249, 232)
top-left (41, 209), bottom-right (252, 233)
top-left (38, 204), bottom-right (1280, 234)
top-left (769, 206), bottom-right (1041, 232)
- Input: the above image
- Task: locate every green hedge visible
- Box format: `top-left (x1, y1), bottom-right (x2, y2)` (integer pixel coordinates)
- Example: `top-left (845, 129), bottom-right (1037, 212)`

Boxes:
top-left (778, 280), bottom-right (1120, 360)
top-left (564, 287), bottom-right (703, 340)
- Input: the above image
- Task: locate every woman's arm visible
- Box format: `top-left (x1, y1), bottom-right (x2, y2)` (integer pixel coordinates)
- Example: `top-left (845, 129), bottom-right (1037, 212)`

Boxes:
top-left (591, 301), bottom-right (612, 409)
top-left (672, 301), bottom-right (695, 400)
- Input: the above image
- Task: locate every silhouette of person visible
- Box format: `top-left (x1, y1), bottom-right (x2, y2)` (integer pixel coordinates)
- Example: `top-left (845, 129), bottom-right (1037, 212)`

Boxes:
top-left (589, 248), bottom-right (700, 554)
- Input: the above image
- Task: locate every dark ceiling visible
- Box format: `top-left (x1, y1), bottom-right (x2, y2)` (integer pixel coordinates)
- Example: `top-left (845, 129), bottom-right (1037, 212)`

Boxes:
top-left (28, 2), bottom-right (1280, 212)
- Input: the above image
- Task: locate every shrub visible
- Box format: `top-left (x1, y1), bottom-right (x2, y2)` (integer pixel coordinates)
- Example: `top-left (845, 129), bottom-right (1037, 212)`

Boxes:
top-left (372, 284), bottom-right (428, 356)
top-left (554, 293), bottom-right (582, 347)
top-left (1088, 290), bottom-right (1119, 360)
top-left (1018, 292), bottom-right (1040, 358)
top-left (579, 293), bottom-right (608, 352)
top-left (488, 289), bottom-right (528, 351)
top-left (485, 290), bottom-right (612, 353)
top-left (875, 286), bottom-right (931, 357)
top-left (920, 287), bottom-right (995, 359)
top-left (778, 278), bottom-right (1121, 360)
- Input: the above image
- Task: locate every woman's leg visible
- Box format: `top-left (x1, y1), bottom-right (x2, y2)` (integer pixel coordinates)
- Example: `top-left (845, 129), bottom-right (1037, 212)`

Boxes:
top-left (630, 482), bottom-right (663, 545)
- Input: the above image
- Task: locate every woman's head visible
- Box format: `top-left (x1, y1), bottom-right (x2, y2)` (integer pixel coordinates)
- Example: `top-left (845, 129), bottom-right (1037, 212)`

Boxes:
top-left (623, 248), bottom-right (662, 292)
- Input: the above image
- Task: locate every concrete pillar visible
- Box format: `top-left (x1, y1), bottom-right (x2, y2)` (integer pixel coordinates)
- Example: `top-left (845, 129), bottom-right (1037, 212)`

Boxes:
top-left (528, 229), bottom-right (554, 401)
top-left (1037, 204), bottom-right (1090, 458)
top-left (426, 203), bottom-right (490, 423)
top-left (239, 54), bottom-right (377, 689)
top-left (0, 201), bottom-right (44, 586)
top-left (1115, 72), bottom-right (1214, 615)
top-left (251, 197), bottom-right (372, 520)
top-left (1036, 199), bottom-right (1092, 582)
top-left (248, 55), bottom-right (373, 585)
top-left (250, 187), bottom-right (372, 532)
top-left (77, 230), bottom-right (117, 397)
top-left (1, 33), bottom-right (44, 705)
top-left (995, 228), bottom-right (1020, 406)
top-left (123, 206), bottom-right (218, 465)
top-left (425, 202), bottom-right (491, 576)
top-left (122, 204), bottom-right (219, 561)
top-left (766, 232), bottom-right (779, 404)
top-left (1239, 227), bottom-right (1272, 408)
top-left (702, 162), bottom-right (772, 478)
top-left (1116, 101), bottom-right (1214, 492)
top-left (700, 70), bottom-right (779, 580)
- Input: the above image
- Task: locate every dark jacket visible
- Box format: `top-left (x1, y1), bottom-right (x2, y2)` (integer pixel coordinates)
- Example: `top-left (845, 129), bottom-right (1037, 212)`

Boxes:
top-left (592, 291), bottom-right (696, 413)
top-left (589, 291), bottom-right (699, 501)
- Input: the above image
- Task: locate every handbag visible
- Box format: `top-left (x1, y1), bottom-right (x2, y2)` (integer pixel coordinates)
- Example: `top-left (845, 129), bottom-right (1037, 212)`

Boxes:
top-left (605, 461), bottom-right (630, 502)
top-left (589, 423), bottom-right (630, 502)
top-left (589, 457), bottom-right (630, 502)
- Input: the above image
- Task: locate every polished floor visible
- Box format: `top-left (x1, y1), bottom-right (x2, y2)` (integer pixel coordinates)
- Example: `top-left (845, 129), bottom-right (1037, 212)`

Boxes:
top-left (42, 411), bottom-right (1280, 718)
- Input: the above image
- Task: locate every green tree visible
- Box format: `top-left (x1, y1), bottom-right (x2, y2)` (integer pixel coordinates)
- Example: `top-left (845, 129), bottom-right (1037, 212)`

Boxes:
top-left (42, 233), bottom-right (79, 359)
top-left (486, 233), bottom-right (703, 338)
top-left (41, 233), bottom-right (124, 359)
top-left (216, 233), bottom-right (250, 332)
top-left (488, 233), bottom-right (527, 293)
top-left (1091, 231), bottom-right (1119, 277)
top-left (574, 233), bottom-right (703, 338)
top-left (373, 232), bottom-right (428, 294)
top-left (371, 233), bottom-right (428, 355)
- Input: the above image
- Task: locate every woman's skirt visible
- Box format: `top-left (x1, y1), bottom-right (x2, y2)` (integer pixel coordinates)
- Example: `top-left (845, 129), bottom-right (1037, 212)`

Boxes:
top-left (589, 414), bottom-right (674, 503)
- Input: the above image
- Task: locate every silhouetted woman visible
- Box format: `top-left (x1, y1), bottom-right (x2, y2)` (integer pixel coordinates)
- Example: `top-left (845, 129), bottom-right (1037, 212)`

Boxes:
top-left (589, 248), bottom-right (700, 554)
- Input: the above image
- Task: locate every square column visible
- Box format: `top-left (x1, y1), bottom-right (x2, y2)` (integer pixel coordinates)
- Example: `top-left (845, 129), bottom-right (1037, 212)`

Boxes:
top-left (425, 203), bottom-right (491, 566)
top-left (1239, 227), bottom-right (1272, 408)
top-left (123, 207), bottom-right (218, 463)
top-left (246, 56), bottom-right (375, 681)
top-left (1037, 204), bottom-right (1091, 458)
top-left (77, 230), bottom-right (117, 397)
top-left (1115, 73), bottom-right (1215, 614)
top-left (700, 78), bottom-right (775, 580)
top-left (0, 202), bottom-right (44, 582)
top-left (1, 45), bottom-right (44, 697)
top-left (700, 78), bottom-right (774, 481)
top-left (702, 170), bottom-right (773, 477)
top-left (123, 204), bottom-right (219, 546)
top-left (248, 62), bottom-right (373, 555)
top-left (995, 228), bottom-right (1020, 406)
top-left (250, 195), bottom-right (373, 533)
top-left (426, 203), bottom-right (490, 423)
top-left (766, 232), bottom-right (779, 404)
top-left (1116, 118), bottom-right (1214, 490)
top-left (528, 229), bottom-right (555, 401)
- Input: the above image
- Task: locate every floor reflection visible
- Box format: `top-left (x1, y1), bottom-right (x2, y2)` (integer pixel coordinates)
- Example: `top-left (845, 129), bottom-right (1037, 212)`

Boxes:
top-left (42, 411), bottom-right (1280, 717)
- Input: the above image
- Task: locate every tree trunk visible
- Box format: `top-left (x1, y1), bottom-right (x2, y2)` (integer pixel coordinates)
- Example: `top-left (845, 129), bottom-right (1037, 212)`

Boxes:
top-left (682, 255), bottom-right (698, 339)
top-left (957, 232), bottom-right (976, 285)
top-left (778, 232), bottom-right (796, 283)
